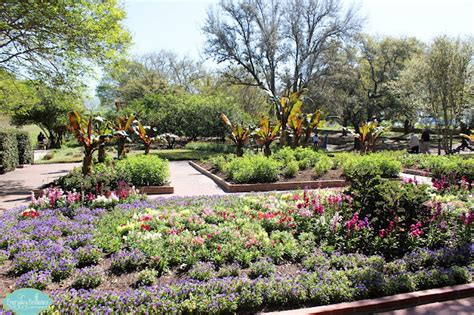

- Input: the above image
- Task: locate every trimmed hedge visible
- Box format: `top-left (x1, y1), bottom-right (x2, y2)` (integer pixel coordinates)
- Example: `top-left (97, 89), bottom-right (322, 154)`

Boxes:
top-left (16, 131), bottom-right (33, 165)
top-left (0, 129), bottom-right (19, 173)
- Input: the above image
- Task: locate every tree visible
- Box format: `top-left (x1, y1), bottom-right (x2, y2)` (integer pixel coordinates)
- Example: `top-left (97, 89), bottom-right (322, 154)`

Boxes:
top-left (0, 0), bottom-right (130, 84)
top-left (203, 0), bottom-right (361, 97)
top-left (395, 36), bottom-right (473, 154)
top-left (10, 84), bottom-right (81, 148)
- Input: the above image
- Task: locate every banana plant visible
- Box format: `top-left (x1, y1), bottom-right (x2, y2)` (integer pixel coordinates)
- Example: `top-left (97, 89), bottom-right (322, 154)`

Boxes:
top-left (220, 113), bottom-right (250, 157)
top-left (67, 111), bottom-right (112, 175)
top-left (132, 120), bottom-right (156, 154)
top-left (113, 115), bottom-right (135, 159)
top-left (94, 116), bottom-right (113, 163)
top-left (272, 90), bottom-right (304, 146)
top-left (252, 116), bottom-right (281, 156)
top-left (286, 105), bottom-right (305, 148)
top-left (355, 120), bottom-right (390, 154)
top-left (302, 111), bottom-right (325, 147)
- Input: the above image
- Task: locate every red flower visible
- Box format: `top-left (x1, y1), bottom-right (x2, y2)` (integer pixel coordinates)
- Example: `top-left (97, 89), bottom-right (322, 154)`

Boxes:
top-left (140, 224), bottom-right (150, 231)
top-left (217, 245), bottom-right (221, 252)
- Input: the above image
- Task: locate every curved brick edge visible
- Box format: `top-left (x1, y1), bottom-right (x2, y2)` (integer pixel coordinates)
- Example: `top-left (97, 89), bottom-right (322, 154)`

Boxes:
top-left (403, 168), bottom-right (432, 177)
top-left (138, 185), bottom-right (174, 195)
top-left (263, 283), bottom-right (474, 315)
top-left (189, 161), bottom-right (348, 193)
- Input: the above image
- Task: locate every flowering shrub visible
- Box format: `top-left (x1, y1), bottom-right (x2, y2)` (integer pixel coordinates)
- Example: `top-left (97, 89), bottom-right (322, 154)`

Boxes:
top-left (111, 249), bottom-right (146, 274)
top-left (72, 267), bottom-right (102, 289)
top-left (16, 270), bottom-right (52, 290)
top-left (249, 258), bottom-right (276, 278)
top-left (0, 183), bottom-right (472, 313)
top-left (188, 261), bottom-right (216, 281)
top-left (136, 269), bottom-right (158, 286)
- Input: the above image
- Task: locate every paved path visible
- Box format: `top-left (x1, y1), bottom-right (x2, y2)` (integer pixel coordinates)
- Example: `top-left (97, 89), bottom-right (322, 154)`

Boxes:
top-left (377, 296), bottom-right (474, 315)
top-left (0, 163), bottom-right (79, 210)
top-left (152, 161), bottom-right (227, 198)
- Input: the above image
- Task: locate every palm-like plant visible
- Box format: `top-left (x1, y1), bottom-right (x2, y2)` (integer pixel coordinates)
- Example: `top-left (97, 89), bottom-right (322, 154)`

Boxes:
top-left (114, 115), bottom-right (135, 159)
top-left (302, 111), bottom-right (324, 147)
top-left (287, 105), bottom-right (305, 149)
top-left (253, 116), bottom-right (280, 156)
top-left (133, 120), bottom-right (156, 154)
top-left (356, 120), bottom-right (390, 154)
top-left (273, 90), bottom-right (304, 146)
top-left (220, 113), bottom-right (250, 157)
top-left (67, 111), bottom-right (112, 175)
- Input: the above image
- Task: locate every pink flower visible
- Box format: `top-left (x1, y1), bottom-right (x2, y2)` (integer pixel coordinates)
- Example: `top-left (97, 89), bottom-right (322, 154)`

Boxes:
top-left (409, 222), bottom-right (424, 237)
top-left (192, 236), bottom-right (205, 246)
top-left (460, 211), bottom-right (474, 225)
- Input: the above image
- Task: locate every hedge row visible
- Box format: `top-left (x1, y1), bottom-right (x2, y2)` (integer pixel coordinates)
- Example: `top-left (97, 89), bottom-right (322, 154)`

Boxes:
top-left (0, 129), bottom-right (33, 174)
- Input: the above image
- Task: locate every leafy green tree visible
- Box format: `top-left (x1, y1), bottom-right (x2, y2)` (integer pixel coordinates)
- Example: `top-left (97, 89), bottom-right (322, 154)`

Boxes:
top-left (0, 0), bottom-right (130, 84)
top-left (394, 36), bottom-right (473, 154)
top-left (10, 84), bottom-right (82, 148)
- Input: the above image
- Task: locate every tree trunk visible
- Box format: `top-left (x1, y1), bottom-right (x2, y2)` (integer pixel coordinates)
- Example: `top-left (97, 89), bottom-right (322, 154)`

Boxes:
top-left (263, 144), bottom-right (271, 157)
top-left (144, 143), bottom-right (150, 155)
top-left (117, 138), bottom-right (126, 159)
top-left (83, 154), bottom-right (93, 176)
top-left (98, 144), bottom-right (106, 163)
top-left (236, 145), bottom-right (244, 157)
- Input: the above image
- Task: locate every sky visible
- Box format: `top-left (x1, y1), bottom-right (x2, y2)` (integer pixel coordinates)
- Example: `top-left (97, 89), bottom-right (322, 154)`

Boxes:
top-left (123, 0), bottom-right (474, 59)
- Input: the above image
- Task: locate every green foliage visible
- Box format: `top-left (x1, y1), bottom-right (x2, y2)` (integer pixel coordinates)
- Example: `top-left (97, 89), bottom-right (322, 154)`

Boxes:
top-left (249, 258), bottom-right (276, 279)
top-left (342, 153), bottom-right (401, 181)
top-left (72, 267), bottom-right (102, 290)
top-left (401, 154), bottom-right (474, 182)
top-left (223, 155), bottom-right (279, 183)
top-left (0, 0), bottom-right (130, 84)
top-left (0, 129), bottom-right (18, 173)
top-left (116, 155), bottom-right (170, 186)
top-left (185, 142), bottom-right (234, 154)
top-left (127, 93), bottom-right (251, 140)
top-left (54, 164), bottom-right (118, 195)
top-left (313, 155), bottom-right (334, 177)
top-left (16, 131), bottom-right (33, 165)
top-left (283, 160), bottom-right (299, 178)
top-left (136, 269), bottom-right (158, 286)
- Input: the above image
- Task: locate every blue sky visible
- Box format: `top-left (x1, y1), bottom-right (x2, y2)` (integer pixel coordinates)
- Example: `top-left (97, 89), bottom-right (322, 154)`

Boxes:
top-left (123, 0), bottom-right (473, 59)
top-left (86, 0), bottom-right (472, 105)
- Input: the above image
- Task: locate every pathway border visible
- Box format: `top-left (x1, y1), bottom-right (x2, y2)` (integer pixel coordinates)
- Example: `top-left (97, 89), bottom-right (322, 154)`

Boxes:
top-left (263, 283), bottom-right (474, 315)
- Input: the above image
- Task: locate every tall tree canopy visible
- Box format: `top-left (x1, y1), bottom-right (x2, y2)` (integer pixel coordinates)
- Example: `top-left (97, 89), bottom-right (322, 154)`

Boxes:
top-left (203, 0), bottom-right (361, 96)
top-left (0, 0), bottom-right (130, 84)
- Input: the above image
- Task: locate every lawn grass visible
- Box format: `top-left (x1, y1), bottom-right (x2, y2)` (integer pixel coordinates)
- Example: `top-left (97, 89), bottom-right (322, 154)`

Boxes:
top-left (36, 146), bottom-right (219, 164)
top-left (0, 113), bottom-right (43, 145)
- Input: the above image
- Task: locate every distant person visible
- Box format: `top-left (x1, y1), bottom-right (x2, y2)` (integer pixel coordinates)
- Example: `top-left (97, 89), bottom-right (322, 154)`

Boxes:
top-left (37, 132), bottom-right (47, 149)
top-left (420, 128), bottom-right (430, 154)
top-left (452, 123), bottom-right (474, 153)
top-left (313, 133), bottom-right (320, 149)
top-left (408, 134), bottom-right (420, 154)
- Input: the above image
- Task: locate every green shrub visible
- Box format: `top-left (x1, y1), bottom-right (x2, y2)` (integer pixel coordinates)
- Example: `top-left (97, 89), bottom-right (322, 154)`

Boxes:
top-left (208, 154), bottom-right (234, 172)
top-left (223, 155), bottom-right (279, 183)
top-left (185, 142), bottom-right (234, 153)
top-left (16, 131), bottom-right (33, 165)
top-left (72, 267), bottom-right (102, 289)
top-left (0, 129), bottom-right (18, 173)
top-left (116, 155), bottom-right (169, 186)
top-left (272, 147), bottom-right (297, 165)
top-left (55, 163), bottom-right (118, 194)
top-left (343, 154), bottom-right (401, 181)
top-left (313, 155), bottom-right (334, 177)
top-left (249, 258), bottom-right (276, 279)
top-left (136, 269), bottom-right (158, 286)
top-left (283, 160), bottom-right (299, 178)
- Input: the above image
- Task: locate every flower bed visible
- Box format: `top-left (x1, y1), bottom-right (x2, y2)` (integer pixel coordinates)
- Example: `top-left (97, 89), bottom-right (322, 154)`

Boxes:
top-left (0, 178), bottom-right (472, 313)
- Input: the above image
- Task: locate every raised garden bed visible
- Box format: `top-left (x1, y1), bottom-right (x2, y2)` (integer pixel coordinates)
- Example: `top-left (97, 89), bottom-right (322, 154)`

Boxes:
top-left (190, 161), bottom-right (349, 192)
top-left (138, 185), bottom-right (174, 195)
top-left (403, 168), bottom-right (432, 177)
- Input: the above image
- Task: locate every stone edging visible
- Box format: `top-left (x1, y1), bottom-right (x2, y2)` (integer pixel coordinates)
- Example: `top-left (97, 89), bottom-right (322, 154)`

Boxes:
top-left (263, 283), bottom-right (474, 315)
top-left (138, 185), bottom-right (174, 195)
top-left (189, 161), bottom-right (348, 193)
top-left (403, 168), bottom-right (432, 177)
